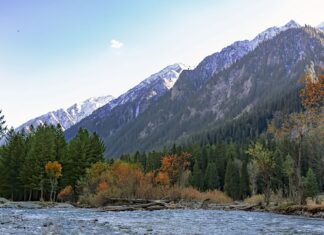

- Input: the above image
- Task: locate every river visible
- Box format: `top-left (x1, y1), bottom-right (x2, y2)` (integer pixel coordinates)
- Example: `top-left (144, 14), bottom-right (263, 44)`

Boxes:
top-left (0, 208), bottom-right (323, 234)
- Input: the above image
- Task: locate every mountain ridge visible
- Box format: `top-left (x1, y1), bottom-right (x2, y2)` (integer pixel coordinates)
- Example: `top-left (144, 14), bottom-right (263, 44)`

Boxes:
top-left (64, 63), bottom-right (189, 140)
top-left (16, 95), bottom-right (114, 132)
top-left (103, 26), bottom-right (324, 156)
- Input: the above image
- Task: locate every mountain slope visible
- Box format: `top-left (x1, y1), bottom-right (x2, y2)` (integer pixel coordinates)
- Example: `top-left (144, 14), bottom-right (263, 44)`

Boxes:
top-left (175, 20), bottom-right (300, 92)
top-left (318, 21), bottom-right (324, 31)
top-left (105, 26), bottom-right (324, 156)
top-left (65, 63), bottom-right (189, 140)
top-left (16, 96), bottom-right (114, 132)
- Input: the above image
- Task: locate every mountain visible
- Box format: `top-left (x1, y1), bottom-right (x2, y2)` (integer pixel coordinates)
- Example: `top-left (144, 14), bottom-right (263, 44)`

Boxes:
top-left (16, 95), bottom-right (114, 132)
top-left (318, 21), bottom-right (324, 31)
top-left (102, 26), bottom-right (324, 156)
top-left (64, 63), bottom-right (189, 140)
top-left (176, 20), bottom-right (300, 91)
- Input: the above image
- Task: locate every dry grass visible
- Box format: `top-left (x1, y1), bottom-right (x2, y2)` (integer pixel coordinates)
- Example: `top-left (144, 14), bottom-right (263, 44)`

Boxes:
top-left (167, 186), bottom-right (232, 204)
top-left (79, 186), bottom-right (232, 207)
top-left (244, 194), bottom-right (264, 205)
top-left (203, 190), bottom-right (233, 204)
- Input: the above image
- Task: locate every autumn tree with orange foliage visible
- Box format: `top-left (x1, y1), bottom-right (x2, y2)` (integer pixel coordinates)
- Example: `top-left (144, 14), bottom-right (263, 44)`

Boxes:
top-left (45, 161), bottom-right (62, 201)
top-left (58, 185), bottom-right (73, 202)
top-left (159, 152), bottom-right (191, 186)
top-left (96, 181), bottom-right (109, 193)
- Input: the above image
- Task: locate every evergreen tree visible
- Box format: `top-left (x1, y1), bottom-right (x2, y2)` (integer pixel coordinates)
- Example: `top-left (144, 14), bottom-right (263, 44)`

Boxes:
top-left (190, 159), bottom-right (204, 190)
top-left (62, 128), bottom-right (104, 195)
top-left (240, 161), bottom-right (251, 199)
top-left (24, 125), bottom-right (56, 200)
top-left (0, 131), bottom-right (26, 200)
top-left (204, 162), bottom-right (219, 189)
top-left (0, 110), bottom-right (6, 138)
top-left (304, 168), bottom-right (319, 200)
top-left (215, 143), bottom-right (226, 190)
top-left (224, 159), bottom-right (241, 200)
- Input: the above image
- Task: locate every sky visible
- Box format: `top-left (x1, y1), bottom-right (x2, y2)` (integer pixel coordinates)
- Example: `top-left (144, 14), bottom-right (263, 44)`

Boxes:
top-left (0, 0), bottom-right (323, 127)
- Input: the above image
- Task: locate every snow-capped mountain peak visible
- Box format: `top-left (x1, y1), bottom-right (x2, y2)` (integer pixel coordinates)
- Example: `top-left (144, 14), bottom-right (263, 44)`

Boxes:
top-left (16, 95), bottom-right (115, 132)
top-left (194, 20), bottom-right (301, 82)
top-left (64, 63), bottom-right (191, 139)
top-left (317, 21), bottom-right (324, 31)
top-left (282, 20), bottom-right (301, 30)
top-left (138, 63), bottom-right (190, 89)
top-left (111, 63), bottom-right (190, 106)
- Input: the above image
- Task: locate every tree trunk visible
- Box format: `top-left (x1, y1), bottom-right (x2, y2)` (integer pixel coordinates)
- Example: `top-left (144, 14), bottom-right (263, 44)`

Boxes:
top-left (28, 189), bottom-right (32, 201)
top-left (50, 180), bottom-right (54, 201)
top-left (265, 175), bottom-right (271, 206)
top-left (40, 180), bottom-right (44, 201)
top-left (297, 135), bottom-right (304, 205)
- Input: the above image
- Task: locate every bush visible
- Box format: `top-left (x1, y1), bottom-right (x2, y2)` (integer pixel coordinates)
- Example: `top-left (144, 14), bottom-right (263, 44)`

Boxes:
top-left (167, 186), bottom-right (232, 204)
top-left (78, 159), bottom-right (232, 206)
top-left (58, 185), bottom-right (73, 202)
top-left (244, 194), bottom-right (264, 205)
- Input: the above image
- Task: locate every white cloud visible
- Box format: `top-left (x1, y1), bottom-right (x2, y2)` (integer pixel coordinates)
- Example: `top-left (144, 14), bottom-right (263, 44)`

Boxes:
top-left (110, 39), bottom-right (123, 49)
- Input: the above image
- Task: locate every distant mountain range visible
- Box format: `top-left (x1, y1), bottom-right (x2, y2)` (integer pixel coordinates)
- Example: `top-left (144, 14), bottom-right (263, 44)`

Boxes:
top-left (64, 63), bottom-right (189, 140)
top-left (318, 21), bottom-right (324, 31)
top-left (64, 20), bottom-right (323, 157)
top-left (104, 25), bottom-right (322, 156)
top-left (17, 63), bottom-right (189, 135)
top-left (16, 96), bottom-right (114, 132)
top-left (15, 20), bottom-right (324, 157)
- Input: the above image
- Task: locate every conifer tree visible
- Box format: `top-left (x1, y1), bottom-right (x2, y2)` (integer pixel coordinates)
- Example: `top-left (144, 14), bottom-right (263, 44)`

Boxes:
top-left (224, 159), bottom-right (241, 200)
top-left (240, 161), bottom-right (251, 199)
top-left (0, 110), bottom-right (6, 138)
top-left (204, 162), bottom-right (219, 189)
top-left (304, 168), bottom-right (319, 200)
top-left (62, 128), bottom-right (105, 196)
top-left (191, 160), bottom-right (204, 190)
top-left (0, 130), bottom-right (26, 200)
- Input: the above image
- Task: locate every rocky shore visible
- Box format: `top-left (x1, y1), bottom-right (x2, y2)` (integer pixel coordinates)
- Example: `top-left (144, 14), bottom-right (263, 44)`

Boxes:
top-left (176, 200), bottom-right (324, 219)
top-left (0, 197), bottom-right (74, 209)
top-left (1, 197), bottom-right (323, 218)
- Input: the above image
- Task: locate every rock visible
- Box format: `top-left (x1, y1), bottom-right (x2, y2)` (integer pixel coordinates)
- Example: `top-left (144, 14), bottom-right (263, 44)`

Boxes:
top-left (0, 197), bottom-right (9, 204)
top-left (0, 200), bottom-right (74, 209)
top-left (100, 200), bottom-right (173, 211)
top-left (43, 221), bottom-right (54, 227)
top-left (53, 203), bottom-right (75, 209)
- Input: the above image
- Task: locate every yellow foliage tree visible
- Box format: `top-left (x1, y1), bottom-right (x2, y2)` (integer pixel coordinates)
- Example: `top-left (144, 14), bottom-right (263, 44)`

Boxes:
top-left (45, 161), bottom-right (62, 201)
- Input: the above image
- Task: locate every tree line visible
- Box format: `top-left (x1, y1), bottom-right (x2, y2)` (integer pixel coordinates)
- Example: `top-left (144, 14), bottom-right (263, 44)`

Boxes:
top-left (0, 73), bottom-right (322, 205)
top-left (0, 124), bottom-right (104, 201)
top-left (119, 73), bottom-right (323, 204)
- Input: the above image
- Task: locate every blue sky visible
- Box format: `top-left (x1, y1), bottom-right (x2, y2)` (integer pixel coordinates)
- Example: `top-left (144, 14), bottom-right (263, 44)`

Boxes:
top-left (1, 0), bottom-right (323, 127)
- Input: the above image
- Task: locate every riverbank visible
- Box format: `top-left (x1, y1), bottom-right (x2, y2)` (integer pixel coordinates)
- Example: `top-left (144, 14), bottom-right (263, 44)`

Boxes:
top-left (1, 197), bottom-right (323, 219)
top-left (179, 200), bottom-right (324, 219)
top-left (0, 197), bottom-right (74, 209)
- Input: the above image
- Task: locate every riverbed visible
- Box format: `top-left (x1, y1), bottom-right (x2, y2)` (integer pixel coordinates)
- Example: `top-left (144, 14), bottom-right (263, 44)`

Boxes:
top-left (0, 208), bottom-right (323, 234)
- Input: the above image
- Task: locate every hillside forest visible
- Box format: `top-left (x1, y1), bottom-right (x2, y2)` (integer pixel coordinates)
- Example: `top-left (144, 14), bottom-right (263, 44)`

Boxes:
top-left (0, 73), bottom-right (323, 206)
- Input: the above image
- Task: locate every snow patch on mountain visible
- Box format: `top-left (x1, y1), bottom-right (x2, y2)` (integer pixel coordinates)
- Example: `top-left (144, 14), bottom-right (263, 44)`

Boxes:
top-left (16, 95), bottom-right (115, 132)
top-left (196, 20), bottom-right (301, 80)
top-left (95, 63), bottom-right (190, 119)
top-left (317, 21), bottom-right (324, 31)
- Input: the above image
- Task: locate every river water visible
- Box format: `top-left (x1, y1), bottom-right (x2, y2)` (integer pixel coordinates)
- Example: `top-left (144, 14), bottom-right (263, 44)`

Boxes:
top-left (0, 208), bottom-right (323, 234)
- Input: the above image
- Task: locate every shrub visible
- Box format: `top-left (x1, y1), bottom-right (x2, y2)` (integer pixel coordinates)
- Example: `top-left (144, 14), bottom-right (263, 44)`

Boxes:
top-left (244, 194), bottom-right (264, 205)
top-left (58, 185), bottom-right (73, 202)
